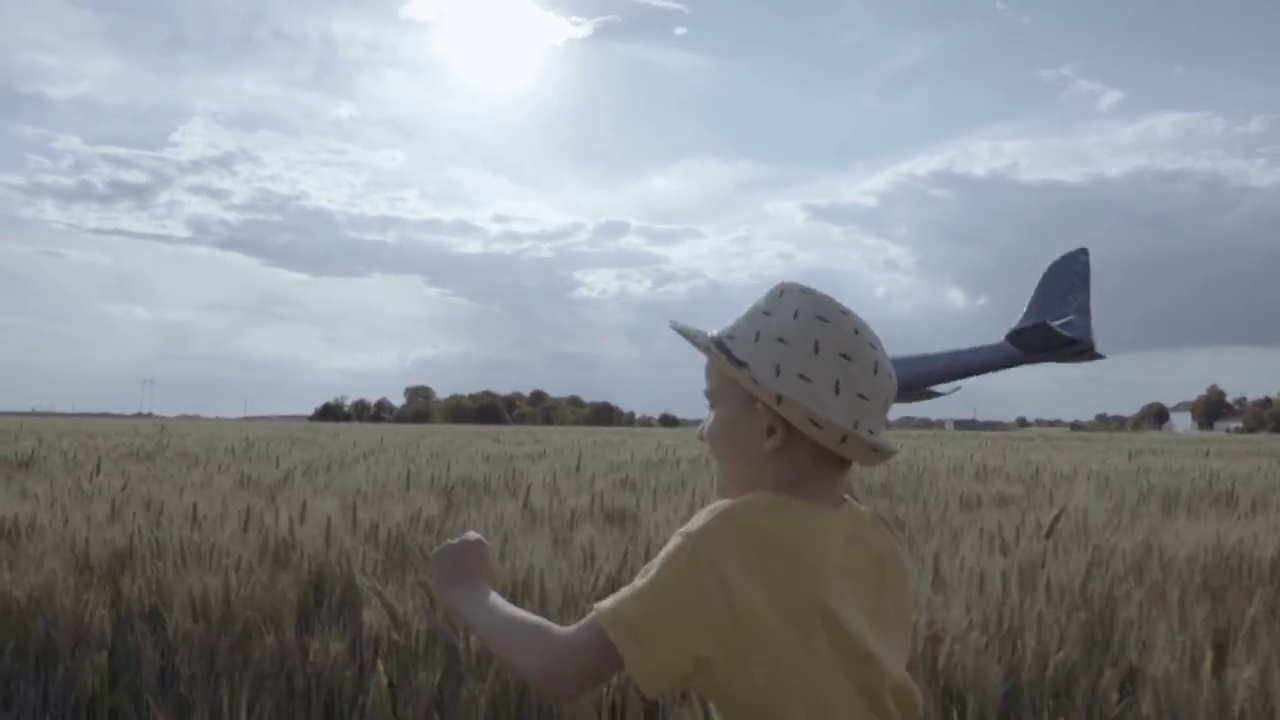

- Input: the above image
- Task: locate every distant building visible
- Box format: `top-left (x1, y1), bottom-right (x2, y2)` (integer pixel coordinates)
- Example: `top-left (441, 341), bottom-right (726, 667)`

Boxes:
top-left (1163, 410), bottom-right (1243, 433)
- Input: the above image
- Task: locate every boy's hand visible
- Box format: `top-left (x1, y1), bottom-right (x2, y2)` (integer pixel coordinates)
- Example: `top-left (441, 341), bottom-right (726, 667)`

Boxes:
top-left (429, 531), bottom-right (498, 608)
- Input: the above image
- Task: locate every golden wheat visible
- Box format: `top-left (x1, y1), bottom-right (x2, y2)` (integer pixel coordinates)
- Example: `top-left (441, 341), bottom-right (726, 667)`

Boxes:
top-left (0, 417), bottom-right (1276, 718)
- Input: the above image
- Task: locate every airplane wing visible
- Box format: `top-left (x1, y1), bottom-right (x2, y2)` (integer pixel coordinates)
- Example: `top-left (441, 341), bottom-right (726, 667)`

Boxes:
top-left (896, 386), bottom-right (962, 404)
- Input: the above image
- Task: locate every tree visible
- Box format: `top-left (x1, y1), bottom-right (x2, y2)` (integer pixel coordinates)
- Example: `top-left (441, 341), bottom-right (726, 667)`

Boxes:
top-left (1241, 395), bottom-right (1280, 434)
top-left (511, 405), bottom-right (541, 424)
top-left (1190, 384), bottom-right (1229, 430)
top-left (430, 395), bottom-right (467, 424)
top-left (396, 403), bottom-right (432, 424)
top-left (312, 385), bottom-right (696, 428)
top-left (403, 385), bottom-right (437, 406)
top-left (500, 393), bottom-right (524, 416)
top-left (1014, 416), bottom-right (1030, 429)
top-left (1134, 401), bottom-right (1171, 430)
top-left (310, 397), bottom-right (352, 422)
top-left (371, 397), bottom-right (397, 422)
top-left (471, 398), bottom-right (513, 425)
top-left (349, 398), bottom-right (373, 422)
top-left (535, 403), bottom-right (562, 425)
top-left (657, 412), bottom-right (682, 428)
top-left (1242, 403), bottom-right (1269, 433)
top-left (585, 401), bottom-right (622, 426)
top-left (398, 384), bottom-right (436, 423)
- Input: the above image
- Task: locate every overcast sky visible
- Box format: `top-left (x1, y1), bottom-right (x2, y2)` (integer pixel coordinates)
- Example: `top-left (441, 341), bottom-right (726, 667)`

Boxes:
top-left (1, 0), bottom-right (1278, 421)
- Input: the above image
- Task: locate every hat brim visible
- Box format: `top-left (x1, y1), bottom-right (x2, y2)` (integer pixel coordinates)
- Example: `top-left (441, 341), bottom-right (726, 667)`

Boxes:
top-left (668, 320), bottom-right (897, 466)
top-left (669, 320), bottom-right (716, 357)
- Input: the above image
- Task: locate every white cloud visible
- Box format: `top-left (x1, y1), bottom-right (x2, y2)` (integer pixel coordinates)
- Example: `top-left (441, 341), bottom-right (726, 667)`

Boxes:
top-left (787, 112), bottom-right (1280, 393)
top-left (605, 39), bottom-right (717, 73)
top-left (1039, 66), bottom-right (1125, 113)
top-left (673, 26), bottom-right (689, 35)
top-left (994, 0), bottom-right (1031, 25)
top-left (790, 111), bottom-right (1280, 212)
top-left (944, 286), bottom-right (987, 309)
top-left (398, 0), bottom-right (607, 93)
top-left (1, 118), bottom-right (576, 245)
top-left (4, 110), bottom-right (1276, 409)
top-left (626, 0), bottom-right (692, 13)
top-left (576, 156), bottom-right (776, 223)
top-left (1, 227), bottom-right (480, 370)
top-left (569, 267), bottom-right (705, 300)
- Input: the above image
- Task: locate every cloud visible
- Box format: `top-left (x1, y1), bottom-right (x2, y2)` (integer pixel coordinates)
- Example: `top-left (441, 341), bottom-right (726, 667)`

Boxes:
top-left (3, 108), bottom-right (1278, 419)
top-left (789, 111), bottom-right (1280, 365)
top-left (601, 38), bottom-right (717, 73)
top-left (0, 112), bottom-right (805, 414)
top-left (398, 0), bottom-right (611, 92)
top-left (673, 26), bottom-right (689, 35)
top-left (577, 156), bottom-right (776, 223)
top-left (0, 215), bottom-right (488, 413)
top-left (1039, 66), bottom-right (1125, 113)
top-left (994, 0), bottom-right (1031, 25)
top-left (626, 0), bottom-right (691, 13)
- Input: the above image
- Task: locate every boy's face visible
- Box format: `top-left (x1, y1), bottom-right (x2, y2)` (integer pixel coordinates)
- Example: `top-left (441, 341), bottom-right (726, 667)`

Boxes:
top-left (698, 359), bottom-right (775, 498)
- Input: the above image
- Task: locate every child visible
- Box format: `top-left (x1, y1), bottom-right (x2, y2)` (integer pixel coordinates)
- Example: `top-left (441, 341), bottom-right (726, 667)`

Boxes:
top-left (428, 281), bottom-right (923, 719)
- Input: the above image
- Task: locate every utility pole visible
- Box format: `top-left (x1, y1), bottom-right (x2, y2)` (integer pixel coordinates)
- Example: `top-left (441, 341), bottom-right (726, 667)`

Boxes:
top-left (139, 379), bottom-right (155, 415)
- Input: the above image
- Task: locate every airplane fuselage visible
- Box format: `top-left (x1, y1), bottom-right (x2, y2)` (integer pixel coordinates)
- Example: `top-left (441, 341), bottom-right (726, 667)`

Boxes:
top-left (892, 342), bottom-right (1027, 400)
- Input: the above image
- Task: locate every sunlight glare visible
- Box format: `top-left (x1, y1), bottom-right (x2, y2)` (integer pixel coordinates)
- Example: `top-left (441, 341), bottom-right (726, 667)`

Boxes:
top-left (401, 0), bottom-right (594, 94)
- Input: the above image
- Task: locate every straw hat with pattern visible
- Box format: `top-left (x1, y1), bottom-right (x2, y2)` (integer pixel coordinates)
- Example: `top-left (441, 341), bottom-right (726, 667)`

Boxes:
top-left (671, 282), bottom-right (899, 467)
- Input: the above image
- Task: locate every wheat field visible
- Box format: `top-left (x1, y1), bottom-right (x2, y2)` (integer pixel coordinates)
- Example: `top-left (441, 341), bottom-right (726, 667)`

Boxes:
top-left (0, 417), bottom-right (1276, 719)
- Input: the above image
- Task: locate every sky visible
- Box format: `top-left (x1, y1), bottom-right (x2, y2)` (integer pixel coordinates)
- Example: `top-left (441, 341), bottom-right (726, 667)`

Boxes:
top-left (1, 0), bottom-right (1278, 421)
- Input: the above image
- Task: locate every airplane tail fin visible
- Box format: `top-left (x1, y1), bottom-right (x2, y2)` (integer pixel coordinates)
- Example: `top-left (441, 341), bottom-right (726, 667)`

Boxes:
top-left (1003, 247), bottom-right (1104, 362)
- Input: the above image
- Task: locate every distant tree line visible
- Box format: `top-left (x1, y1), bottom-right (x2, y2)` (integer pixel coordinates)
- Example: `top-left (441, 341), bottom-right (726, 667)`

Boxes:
top-left (308, 385), bottom-right (698, 428)
top-left (309, 382), bottom-right (1280, 435)
top-left (892, 384), bottom-right (1280, 435)
top-left (890, 417), bottom-right (1027, 431)
top-left (1183, 384), bottom-right (1280, 433)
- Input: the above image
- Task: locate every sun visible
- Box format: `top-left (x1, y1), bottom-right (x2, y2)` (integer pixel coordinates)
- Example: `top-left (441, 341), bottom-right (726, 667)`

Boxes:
top-left (401, 0), bottom-right (594, 94)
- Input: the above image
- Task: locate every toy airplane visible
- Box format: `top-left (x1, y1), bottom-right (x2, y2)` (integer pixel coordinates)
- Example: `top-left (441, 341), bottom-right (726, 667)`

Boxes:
top-left (893, 247), bottom-right (1104, 404)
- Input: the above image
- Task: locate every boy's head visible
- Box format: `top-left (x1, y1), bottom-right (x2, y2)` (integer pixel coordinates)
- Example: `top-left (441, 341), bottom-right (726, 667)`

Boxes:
top-left (697, 358), bottom-right (854, 498)
top-left (671, 281), bottom-right (897, 498)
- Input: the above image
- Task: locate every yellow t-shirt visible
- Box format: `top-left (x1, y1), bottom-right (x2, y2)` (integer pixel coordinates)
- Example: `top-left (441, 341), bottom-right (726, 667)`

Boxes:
top-left (591, 492), bottom-right (922, 720)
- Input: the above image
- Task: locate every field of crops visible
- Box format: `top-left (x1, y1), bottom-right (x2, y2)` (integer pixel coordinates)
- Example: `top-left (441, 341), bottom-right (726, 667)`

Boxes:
top-left (0, 417), bottom-right (1276, 718)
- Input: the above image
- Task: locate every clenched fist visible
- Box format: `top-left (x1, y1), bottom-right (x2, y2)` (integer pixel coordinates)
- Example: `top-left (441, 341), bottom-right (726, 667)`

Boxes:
top-left (429, 531), bottom-right (498, 608)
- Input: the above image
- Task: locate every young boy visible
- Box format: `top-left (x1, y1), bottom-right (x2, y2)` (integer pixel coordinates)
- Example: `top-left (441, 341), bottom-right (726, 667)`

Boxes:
top-left (428, 282), bottom-right (923, 719)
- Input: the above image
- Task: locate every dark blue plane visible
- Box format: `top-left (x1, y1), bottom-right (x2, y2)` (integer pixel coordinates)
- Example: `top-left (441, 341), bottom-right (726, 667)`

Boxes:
top-left (893, 247), bottom-right (1105, 404)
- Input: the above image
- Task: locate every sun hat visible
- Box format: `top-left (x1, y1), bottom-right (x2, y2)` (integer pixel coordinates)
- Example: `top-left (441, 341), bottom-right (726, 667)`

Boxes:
top-left (671, 281), bottom-right (899, 466)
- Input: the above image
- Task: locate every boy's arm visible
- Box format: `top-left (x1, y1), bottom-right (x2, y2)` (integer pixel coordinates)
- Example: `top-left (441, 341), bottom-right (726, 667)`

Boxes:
top-left (434, 511), bottom-right (729, 703)
top-left (588, 525), bottom-right (726, 698)
top-left (445, 586), bottom-right (623, 703)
